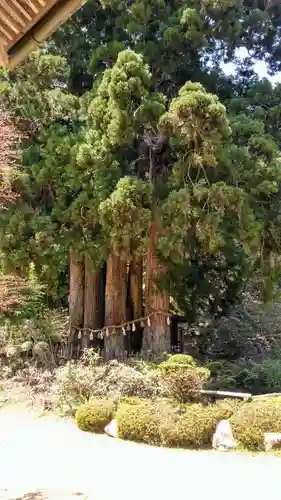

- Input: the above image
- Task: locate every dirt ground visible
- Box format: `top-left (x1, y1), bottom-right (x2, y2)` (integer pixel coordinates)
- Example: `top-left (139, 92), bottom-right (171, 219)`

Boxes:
top-left (1, 405), bottom-right (281, 500)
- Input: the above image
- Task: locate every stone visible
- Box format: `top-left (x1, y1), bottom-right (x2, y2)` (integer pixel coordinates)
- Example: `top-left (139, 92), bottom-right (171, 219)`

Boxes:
top-left (264, 433), bottom-right (281, 451)
top-left (104, 419), bottom-right (118, 438)
top-left (212, 419), bottom-right (237, 451)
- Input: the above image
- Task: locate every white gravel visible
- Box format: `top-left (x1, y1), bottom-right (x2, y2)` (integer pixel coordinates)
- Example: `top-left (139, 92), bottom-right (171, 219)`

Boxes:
top-left (0, 406), bottom-right (281, 499)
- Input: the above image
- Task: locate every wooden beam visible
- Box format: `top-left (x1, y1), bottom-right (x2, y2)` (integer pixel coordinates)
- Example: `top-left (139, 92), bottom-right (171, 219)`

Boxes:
top-left (252, 393), bottom-right (281, 399)
top-left (0, 1), bottom-right (26, 28)
top-left (5, 0), bottom-right (59, 50)
top-left (0, 37), bottom-right (8, 67)
top-left (200, 390), bottom-right (252, 400)
top-left (8, 0), bottom-right (85, 69)
top-left (9, 0), bottom-right (32, 22)
top-left (24, 1), bottom-right (40, 15)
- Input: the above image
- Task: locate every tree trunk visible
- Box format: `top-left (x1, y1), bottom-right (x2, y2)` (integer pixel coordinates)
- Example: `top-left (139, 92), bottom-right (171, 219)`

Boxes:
top-left (128, 255), bottom-right (143, 353)
top-left (68, 247), bottom-right (84, 357)
top-left (130, 255), bottom-right (143, 319)
top-left (83, 254), bottom-right (104, 350)
top-left (104, 251), bottom-right (127, 361)
top-left (142, 220), bottom-right (170, 355)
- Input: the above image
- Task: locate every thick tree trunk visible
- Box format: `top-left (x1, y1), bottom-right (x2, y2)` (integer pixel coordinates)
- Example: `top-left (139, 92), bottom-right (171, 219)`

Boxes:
top-left (142, 220), bottom-right (170, 355)
top-left (104, 251), bottom-right (127, 361)
top-left (130, 255), bottom-right (143, 319)
top-left (128, 255), bottom-right (143, 353)
top-left (83, 254), bottom-right (103, 350)
top-left (68, 247), bottom-right (84, 356)
top-left (129, 257), bottom-right (144, 353)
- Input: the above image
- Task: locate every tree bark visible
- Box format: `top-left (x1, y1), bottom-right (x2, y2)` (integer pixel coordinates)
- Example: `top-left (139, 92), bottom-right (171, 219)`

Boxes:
top-left (142, 220), bottom-right (170, 355)
top-left (128, 255), bottom-right (143, 353)
top-left (68, 247), bottom-right (84, 356)
top-left (83, 254), bottom-right (104, 349)
top-left (130, 255), bottom-right (143, 319)
top-left (104, 251), bottom-right (127, 361)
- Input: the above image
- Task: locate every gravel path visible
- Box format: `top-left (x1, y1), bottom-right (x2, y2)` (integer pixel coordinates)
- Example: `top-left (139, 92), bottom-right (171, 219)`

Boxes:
top-left (0, 406), bottom-right (281, 500)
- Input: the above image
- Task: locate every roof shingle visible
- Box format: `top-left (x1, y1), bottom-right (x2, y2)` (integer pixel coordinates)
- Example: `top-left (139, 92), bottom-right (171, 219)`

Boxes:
top-left (0, 0), bottom-right (84, 68)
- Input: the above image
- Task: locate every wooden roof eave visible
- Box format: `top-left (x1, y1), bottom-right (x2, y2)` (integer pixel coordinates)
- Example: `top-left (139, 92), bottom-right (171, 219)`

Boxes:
top-left (0, 0), bottom-right (85, 70)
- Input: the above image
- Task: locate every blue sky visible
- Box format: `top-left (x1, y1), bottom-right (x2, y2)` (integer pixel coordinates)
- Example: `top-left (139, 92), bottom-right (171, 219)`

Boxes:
top-left (221, 47), bottom-right (281, 84)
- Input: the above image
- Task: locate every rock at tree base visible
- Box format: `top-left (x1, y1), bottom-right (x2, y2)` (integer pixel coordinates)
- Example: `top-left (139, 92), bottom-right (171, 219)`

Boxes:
top-left (104, 419), bottom-right (118, 438)
top-left (264, 433), bottom-right (281, 451)
top-left (212, 420), bottom-right (237, 451)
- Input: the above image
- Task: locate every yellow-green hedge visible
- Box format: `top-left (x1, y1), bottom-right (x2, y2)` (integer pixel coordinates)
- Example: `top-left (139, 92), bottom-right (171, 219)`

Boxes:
top-left (161, 401), bottom-right (240, 448)
top-left (159, 364), bottom-right (210, 403)
top-left (76, 398), bottom-right (114, 433)
top-left (164, 354), bottom-right (196, 368)
top-left (231, 398), bottom-right (281, 450)
top-left (117, 399), bottom-right (162, 445)
top-left (116, 398), bottom-right (239, 448)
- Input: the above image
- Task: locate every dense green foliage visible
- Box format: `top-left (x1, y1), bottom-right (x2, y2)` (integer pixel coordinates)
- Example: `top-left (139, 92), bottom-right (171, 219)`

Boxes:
top-left (231, 398), bottom-right (281, 450)
top-left (76, 398), bottom-right (114, 432)
top-left (207, 359), bottom-right (281, 395)
top-left (116, 397), bottom-right (240, 448)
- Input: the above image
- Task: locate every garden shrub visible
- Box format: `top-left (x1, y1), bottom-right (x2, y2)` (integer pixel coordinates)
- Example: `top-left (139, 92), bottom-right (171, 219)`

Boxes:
top-left (53, 357), bottom-right (167, 412)
top-left (214, 398), bottom-right (242, 419)
top-left (126, 358), bottom-right (158, 372)
top-left (117, 399), bottom-right (162, 445)
top-left (97, 362), bottom-right (166, 401)
top-left (164, 354), bottom-right (196, 368)
top-left (159, 360), bottom-right (210, 403)
top-left (119, 396), bottom-right (148, 406)
top-left (160, 403), bottom-right (229, 448)
top-left (231, 398), bottom-right (281, 450)
top-left (53, 359), bottom-right (107, 410)
top-left (116, 398), bottom-right (233, 449)
top-left (76, 398), bottom-right (114, 433)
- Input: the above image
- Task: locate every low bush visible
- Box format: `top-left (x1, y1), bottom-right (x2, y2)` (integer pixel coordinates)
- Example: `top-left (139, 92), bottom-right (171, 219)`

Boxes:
top-left (164, 354), bottom-right (196, 368)
top-left (53, 354), bottom-right (167, 412)
top-left (119, 396), bottom-right (148, 406)
top-left (125, 358), bottom-right (158, 372)
top-left (159, 358), bottom-right (210, 403)
top-left (117, 399), bottom-right (162, 445)
top-left (116, 398), bottom-right (236, 449)
top-left (53, 351), bottom-right (106, 410)
top-left (98, 361), bottom-right (166, 401)
top-left (231, 398), bottom-right (281, 450)
top-left (76, 398), bottom-right (114, 433)
top-left (162, 402), bottom-right (239, 449)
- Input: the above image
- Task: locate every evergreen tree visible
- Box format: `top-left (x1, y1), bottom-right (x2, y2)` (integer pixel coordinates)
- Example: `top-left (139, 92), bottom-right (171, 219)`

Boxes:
top-left (2, 1), bottom-right (281, 359)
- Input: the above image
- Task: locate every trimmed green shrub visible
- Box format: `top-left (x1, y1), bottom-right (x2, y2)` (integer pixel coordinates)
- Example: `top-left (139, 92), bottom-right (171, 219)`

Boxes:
top-left (116, 398), bottom-right (235, 449)
top-left (164, 354), bottom-right (196, 367)
top-left (231, 399), bottom-right (281, 450)
top-left (119, 396), bottom-right (148, 406)
top-left (76, 399), bottom-right (114, 433)
top-left (117, 399), bottom-right (162, 445)
top-left (214, 398), bottom-right (242, 419)
top-left (159, 363), bottom-right (210, 403)
top-left (160, 403), bottom-right (231, 448)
